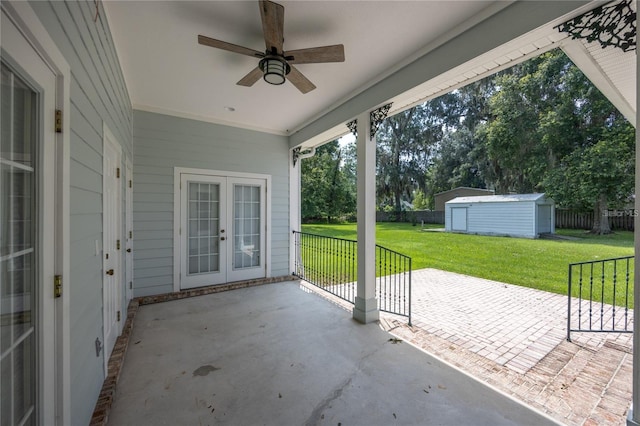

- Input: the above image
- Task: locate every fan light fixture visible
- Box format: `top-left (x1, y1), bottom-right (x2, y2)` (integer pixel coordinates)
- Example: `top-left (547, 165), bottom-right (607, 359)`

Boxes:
top-left (259, 56), bottom-right (290, 85)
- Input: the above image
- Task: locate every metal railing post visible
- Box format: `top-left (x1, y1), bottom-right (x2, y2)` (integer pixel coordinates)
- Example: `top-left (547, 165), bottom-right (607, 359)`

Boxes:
top-left (567, 264), bottom-right (572, 342)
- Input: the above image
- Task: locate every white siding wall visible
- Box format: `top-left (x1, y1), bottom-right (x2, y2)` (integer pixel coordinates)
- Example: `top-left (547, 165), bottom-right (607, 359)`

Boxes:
top-left (467, 202), bottom-right (535, 237)
top-left (133, 110), bottom-right (290, 297)
top-left (29, 1), bottom-right (132, 424)
top-left (446, 202), bottom-right (537, 237)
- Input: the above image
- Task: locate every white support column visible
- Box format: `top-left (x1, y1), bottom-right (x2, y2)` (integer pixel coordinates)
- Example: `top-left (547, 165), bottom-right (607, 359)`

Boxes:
top-left (629, 29), bottom-right (639, 425)
top-left (353, 111), bottom-right (379, 324)
top-left (630, 10), bottom-right (639, 425)
top-left (289, 148), bottom-right (301, 275)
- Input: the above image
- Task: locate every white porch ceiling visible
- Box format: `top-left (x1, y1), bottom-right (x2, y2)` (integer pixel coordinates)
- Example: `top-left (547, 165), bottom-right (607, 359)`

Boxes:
top-left (104, 1), bottom-right (635, 141)
top-left (103, 0), bottom-right (496, 135)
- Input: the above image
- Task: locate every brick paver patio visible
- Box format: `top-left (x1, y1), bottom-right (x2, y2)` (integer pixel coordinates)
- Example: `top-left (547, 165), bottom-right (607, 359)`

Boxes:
top-left (378, 268), bottom-right (634, 426)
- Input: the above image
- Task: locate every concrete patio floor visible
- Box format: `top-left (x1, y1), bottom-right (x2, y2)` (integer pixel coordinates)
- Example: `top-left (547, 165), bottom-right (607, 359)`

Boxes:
top-left (107, 281), bottom-right (557, 426)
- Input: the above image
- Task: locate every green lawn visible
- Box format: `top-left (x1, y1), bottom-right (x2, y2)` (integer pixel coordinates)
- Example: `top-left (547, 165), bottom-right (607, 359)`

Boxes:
top-left (301, 222), bottom-right (634, 305)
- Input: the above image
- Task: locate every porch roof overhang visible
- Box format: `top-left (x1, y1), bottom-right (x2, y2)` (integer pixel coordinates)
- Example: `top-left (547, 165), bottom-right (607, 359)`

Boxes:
top-left (103, 1), bottom-right (636, 150)
top-left (290, 0), bottom-right (636, 149)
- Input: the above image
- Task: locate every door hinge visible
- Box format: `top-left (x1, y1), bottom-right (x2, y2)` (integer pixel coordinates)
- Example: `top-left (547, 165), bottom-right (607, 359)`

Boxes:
top-left (117, 311), bottom-right (121, 322)
top-left (129, 179), bottom-right (132, 188)
top-left (54, 275), bottom-right (62, 298)
top-left (55, 110), bottom-right (63, 133)
top-left (129, 281), bottom-right (132, 290)
top-left (117, 239), bottom-right (121, 250)
top-left (116, 167), bottom-right (120, 178)
top-left (129, 231), bottom-right (132, 239)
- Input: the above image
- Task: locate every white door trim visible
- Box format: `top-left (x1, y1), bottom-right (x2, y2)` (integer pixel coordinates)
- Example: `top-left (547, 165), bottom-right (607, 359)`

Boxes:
top-left (173, 167), bottom-right (272, 293)
top-left (125, 159), bottom-right (134, 302)
top-left (1, 2), bottom-right (71, 424)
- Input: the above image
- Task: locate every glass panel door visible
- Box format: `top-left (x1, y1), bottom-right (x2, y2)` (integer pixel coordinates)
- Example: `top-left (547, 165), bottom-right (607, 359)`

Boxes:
top-left (227, 178), bottom-right (265, 283)
top-left (188, 181), bottom-right (221, 274)
top-left (180, 175), bottom-right (226, 288)
top-left (1, 62), bottom-right (37, 426)
top-left (233, 184), bottom-right (261, 269)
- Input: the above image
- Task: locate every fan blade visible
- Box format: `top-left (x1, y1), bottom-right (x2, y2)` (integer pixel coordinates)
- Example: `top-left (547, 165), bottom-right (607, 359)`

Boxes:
top-left (198, 35), bottom-right (264, 58)
top-left (287, 66), bottom-right (316, 94)
top-left (285, 45), bottom-right (345, 64)
top-left (259, 0), bottom-right (284, 53)
top-left (237, 67), bottom-right (263, 87)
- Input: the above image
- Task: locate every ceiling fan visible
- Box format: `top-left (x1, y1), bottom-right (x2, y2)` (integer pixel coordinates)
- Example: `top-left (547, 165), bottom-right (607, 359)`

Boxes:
top-left (198, 0), bottom-right (345, 94)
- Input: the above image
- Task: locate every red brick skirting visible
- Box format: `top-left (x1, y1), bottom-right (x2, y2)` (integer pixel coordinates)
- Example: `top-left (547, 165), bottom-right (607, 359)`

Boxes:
top-left (89, 275), bottom-right (296, 426)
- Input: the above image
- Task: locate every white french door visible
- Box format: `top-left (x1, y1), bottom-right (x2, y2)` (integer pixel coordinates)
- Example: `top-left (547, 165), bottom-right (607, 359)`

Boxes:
top-left (102, 129), bottom-right (122, 371)
top-left (1, 10), bottom-right (57, 426)
top-left (179, 173), bottom-right (266, 289)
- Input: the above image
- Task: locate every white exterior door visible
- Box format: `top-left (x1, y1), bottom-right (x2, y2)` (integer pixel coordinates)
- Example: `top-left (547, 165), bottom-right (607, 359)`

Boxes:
top-left (227, 178), bottom-right (266, 283)
top-left (1, 11), bottom-right (57, 425)
top-left (102, 130), bottom-right (122, 369)
top-left (179, 173), bottom-right (266, 290)
top-left (451, 207), bottom-right (468, 231)
top-left (180, 174), bottom-right (227, 288)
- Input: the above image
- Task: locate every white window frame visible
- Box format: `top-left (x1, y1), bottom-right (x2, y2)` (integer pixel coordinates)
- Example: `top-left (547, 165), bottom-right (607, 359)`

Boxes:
top-left (1, 2), bottom-right (71, 423)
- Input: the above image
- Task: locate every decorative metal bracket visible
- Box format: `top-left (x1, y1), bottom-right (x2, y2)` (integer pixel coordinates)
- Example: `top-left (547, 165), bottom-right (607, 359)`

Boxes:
top-left (346, 103), bottom-right (393, 139)
top-left (370, 103), bottom-right (392, 138)
top-left (346, 120), bottom-right (358, 138)
top-left (292, 147), bottom-right (302, 166)
top-left (556, 0), bottom-right (636, 52)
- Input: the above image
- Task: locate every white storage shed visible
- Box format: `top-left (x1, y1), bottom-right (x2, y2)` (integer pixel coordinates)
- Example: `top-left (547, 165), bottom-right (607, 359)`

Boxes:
top-left (445, 194), bottom-right (555, 238)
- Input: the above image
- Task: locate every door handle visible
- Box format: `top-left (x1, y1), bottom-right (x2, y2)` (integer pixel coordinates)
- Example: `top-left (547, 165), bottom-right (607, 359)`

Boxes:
top-left (106, 269), bottom-right (115, 275)
top-left (126, 248), bottom-right (131, 253)
top-left (220, 237), bottom-right (226, 241)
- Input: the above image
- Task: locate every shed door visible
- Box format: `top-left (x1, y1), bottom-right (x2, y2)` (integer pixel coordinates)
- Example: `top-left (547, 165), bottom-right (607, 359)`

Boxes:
top-left (538, 205), bottom-right (552, 234)
top-left (451, 207), bottom-right (468, 231)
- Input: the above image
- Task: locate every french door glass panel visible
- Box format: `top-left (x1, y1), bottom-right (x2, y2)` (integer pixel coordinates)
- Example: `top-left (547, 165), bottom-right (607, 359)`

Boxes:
top-left (188, 182), bottom-right (221, 275)
top-left (0, 62), bottom-right (37, 426)
top-left (233, 184), bottom-right (261, 269)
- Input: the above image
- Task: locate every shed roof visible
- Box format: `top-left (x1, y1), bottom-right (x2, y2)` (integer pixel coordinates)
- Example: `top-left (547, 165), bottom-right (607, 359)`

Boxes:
top-left (434, 187), bottom-right (494, 197)
top-left (446, 193), bottom-right (548, 204)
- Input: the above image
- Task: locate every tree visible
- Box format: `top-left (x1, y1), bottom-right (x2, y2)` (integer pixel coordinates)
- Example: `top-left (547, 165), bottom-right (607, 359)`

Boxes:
top-left (545, 122), bottom-right (635, 234)
top-left (376, 94), bottom-right (459, 211)
top-left (301, 141), bottom-right (356, 222)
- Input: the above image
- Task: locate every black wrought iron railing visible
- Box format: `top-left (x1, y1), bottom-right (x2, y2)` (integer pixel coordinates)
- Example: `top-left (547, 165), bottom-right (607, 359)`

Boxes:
top-left (293, 231), bottom-right (411, 324)
top-left (567, 255), bottom-right (634, 341)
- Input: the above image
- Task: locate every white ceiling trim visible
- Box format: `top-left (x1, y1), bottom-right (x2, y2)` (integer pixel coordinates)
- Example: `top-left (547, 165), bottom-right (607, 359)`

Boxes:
top-left (133, 103), bottom-right (289, 136)
top-left (388, 29), bottom-right (570, 117)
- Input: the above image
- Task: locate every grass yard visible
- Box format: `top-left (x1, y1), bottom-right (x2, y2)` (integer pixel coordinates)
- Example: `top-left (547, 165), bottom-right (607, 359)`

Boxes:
top-left (301, 222), bottom-right (634, 306)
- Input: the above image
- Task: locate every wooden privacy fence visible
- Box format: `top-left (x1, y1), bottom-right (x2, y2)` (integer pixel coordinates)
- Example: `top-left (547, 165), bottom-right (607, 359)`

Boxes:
top-left (377, 209), bottom-right (635, 231)
top-left (555, 209), bottom-right (635, 231)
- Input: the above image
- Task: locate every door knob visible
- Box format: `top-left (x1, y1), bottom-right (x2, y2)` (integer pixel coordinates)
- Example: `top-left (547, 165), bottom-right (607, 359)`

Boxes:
top-left (220, 237), bottom-right (226, 241)
top-left (126, 248), bottom-right (131, 253)
top-left (106, 269), bottom-right (114, 275)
